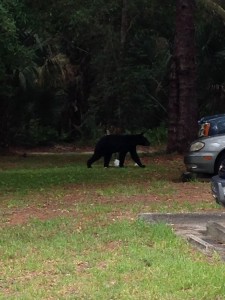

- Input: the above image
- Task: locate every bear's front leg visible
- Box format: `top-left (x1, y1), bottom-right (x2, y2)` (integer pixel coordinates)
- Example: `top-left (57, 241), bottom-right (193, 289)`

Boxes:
top-left (130, 149), bottom-right (145, 167)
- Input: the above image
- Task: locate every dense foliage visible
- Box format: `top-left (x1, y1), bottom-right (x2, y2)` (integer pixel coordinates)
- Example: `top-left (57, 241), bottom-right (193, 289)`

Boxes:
top-left (1, 0), bottom-right (225, 147)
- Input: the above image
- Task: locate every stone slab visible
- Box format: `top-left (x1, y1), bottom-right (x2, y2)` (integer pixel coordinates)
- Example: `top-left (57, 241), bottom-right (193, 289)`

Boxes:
top-left (186, 234), bottom-right (214, 252)
top-left (138, 212), bottom-right (225, 226)
top-left (206, 221), bottom-right (225, 244)
top-left (139, 212), bottom-right (225, 260)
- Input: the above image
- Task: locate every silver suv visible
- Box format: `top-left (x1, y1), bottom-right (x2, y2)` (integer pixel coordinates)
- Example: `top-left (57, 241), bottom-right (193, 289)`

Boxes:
top-left (184, 114), bottom-right (225, 175)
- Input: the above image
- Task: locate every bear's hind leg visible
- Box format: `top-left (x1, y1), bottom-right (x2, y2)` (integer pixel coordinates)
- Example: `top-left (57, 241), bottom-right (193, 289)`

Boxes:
top-left (118, 151), bottom-right (127, 167)
top-left (103, 153), bottom-right (112, 168)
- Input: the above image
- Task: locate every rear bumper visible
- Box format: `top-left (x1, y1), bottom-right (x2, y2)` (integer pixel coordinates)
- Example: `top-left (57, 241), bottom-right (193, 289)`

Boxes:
top-left (211, 175), bottom-right (225, 206)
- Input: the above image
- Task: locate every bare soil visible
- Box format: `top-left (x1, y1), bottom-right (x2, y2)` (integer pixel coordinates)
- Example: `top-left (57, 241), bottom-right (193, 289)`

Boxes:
top-left (2, 146), bottom-right (222, 226)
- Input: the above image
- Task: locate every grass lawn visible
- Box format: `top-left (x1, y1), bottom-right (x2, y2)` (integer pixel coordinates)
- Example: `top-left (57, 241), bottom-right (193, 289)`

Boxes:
top-left (0, 151), bottom-right (224, 300)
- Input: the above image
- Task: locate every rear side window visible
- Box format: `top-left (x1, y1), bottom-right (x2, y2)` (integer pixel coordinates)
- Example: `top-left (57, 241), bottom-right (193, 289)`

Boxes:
top-left (217, 120), bottom-right (225, 134)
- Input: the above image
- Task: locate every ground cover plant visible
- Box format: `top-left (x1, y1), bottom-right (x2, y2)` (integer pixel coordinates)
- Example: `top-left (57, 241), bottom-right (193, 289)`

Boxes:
top-left (0, 150), bottom-right (225, 299)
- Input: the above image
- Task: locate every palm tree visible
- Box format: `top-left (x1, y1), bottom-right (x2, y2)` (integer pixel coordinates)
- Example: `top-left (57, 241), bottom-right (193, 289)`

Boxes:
top-left (167, 0), bottom-right (197, 153)
top-left (37, 53), bottom-right (84, 138)
top-left (167, 0), bottom-right (225, 154)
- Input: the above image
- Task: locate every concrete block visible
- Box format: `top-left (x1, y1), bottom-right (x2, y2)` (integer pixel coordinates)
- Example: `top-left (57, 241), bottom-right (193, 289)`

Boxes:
top-left (206, 222), bottom-right (225, 244)
top-left (186, 234), bottom-right (214, 253)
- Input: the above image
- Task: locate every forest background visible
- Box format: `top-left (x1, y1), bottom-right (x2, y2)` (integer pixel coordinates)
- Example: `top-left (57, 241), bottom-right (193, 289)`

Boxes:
top-left (1, 0), bottom-right (225, 152)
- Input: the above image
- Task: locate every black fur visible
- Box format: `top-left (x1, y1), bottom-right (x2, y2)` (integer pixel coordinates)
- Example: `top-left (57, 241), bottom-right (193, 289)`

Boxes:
top-left (87, 133), bottom-right (150, 168)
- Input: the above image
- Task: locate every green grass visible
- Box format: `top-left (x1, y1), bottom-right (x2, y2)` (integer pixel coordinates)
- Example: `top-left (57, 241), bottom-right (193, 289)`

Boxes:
top-left (0, 153), bottom-right (223, 299)
top-left (0, 154), bottom-right (152, 194)
top-left (1, 219), bottom-right (225, 299)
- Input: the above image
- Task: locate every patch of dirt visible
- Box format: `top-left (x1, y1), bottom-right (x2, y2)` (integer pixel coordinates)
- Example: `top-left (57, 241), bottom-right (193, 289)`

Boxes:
top-left (4, 204), bottom-right (76, 226)
top-left (10, 144), bottom-right (94, 154)
top-left (2, 180), bottom-right (218, 226)
top-left (1, 147), bottom-right (222, 226)
top-left (9, 144), bottom-right (161, 155)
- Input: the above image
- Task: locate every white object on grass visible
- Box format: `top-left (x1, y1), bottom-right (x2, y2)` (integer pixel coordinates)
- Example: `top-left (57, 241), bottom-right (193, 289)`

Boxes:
top-left (114, 159), bottom-right (120, 167)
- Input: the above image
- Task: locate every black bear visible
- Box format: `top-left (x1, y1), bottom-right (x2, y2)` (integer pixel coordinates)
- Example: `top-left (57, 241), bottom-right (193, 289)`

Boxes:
top-left (87, 133), bottom-right (150, 168)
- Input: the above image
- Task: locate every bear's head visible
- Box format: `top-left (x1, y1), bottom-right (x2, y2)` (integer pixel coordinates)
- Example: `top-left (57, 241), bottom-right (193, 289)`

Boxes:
top-left (137, 133), bottom-right (150, 146)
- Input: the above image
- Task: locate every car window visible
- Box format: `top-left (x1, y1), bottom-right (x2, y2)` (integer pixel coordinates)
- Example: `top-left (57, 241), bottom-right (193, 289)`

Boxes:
top-left (217, 120), bottom-right (225, 134)
top-left (198, 117), bottom-right (225, 137)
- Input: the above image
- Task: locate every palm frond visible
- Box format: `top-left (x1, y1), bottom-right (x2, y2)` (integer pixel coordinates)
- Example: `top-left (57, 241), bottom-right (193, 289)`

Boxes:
top-left (198, 0), bottom-right (225, 20)
top-left (37, 53), bottom-right (78, 88)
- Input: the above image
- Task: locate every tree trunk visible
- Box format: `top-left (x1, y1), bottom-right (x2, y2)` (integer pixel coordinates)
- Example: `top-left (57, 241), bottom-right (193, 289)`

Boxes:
top-left (0, 98), bottom-right (10, 149)
top-left (116, 0), bottom-right (129, 127)
top-left (120, 0), bottom-right (128, 55)
top-left (167, 0), bottom-right (198, 154)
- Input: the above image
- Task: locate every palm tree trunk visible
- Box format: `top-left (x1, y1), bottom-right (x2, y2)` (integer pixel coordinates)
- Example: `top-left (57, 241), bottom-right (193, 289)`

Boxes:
top-left (167, 0), bottom-right (198, 153)
top-left (121, 0), bottom-right (128, 52)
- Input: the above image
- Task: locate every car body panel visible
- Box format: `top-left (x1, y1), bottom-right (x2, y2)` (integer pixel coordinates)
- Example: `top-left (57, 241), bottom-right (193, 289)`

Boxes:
top-left (184, 132), bottom-right (225, 175)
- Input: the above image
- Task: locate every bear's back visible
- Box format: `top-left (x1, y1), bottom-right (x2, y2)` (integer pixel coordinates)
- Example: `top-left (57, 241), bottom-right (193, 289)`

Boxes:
top-left (95, 134), bottom-right (144, 153)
